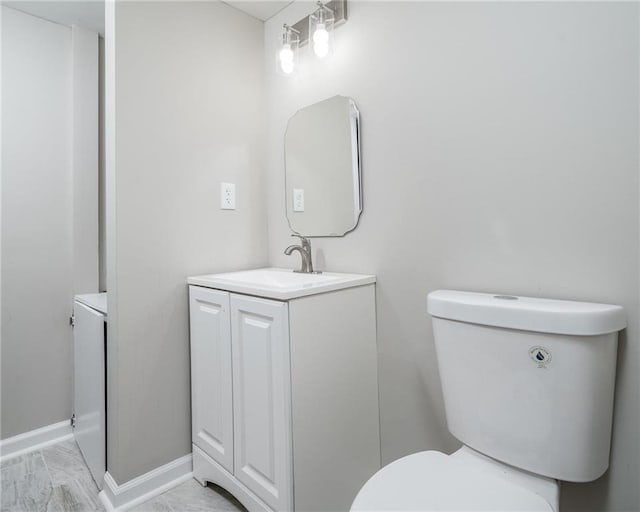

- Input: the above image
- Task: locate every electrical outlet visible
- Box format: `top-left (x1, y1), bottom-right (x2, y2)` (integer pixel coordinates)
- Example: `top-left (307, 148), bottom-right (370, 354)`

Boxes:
top-left (220, 182), bottom-right (236, 210)
top-left (293, 188), bottom-right (304, 212)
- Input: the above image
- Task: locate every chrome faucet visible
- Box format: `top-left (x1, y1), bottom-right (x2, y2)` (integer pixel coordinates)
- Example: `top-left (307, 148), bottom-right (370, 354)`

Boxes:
top-left (284, 234), bottom-right (315, 273)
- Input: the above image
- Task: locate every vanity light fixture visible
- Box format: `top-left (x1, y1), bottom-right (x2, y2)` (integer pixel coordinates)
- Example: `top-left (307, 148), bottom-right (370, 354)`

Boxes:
top-left (278, 24), bottom-right (300, 76)
top-left (309, 1), bottom-right (335, 59)
top-left (277, 0), bottom-right (347, 71)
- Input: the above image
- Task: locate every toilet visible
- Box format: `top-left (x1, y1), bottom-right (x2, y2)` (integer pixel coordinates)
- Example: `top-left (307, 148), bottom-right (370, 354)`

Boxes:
top-left (352, 290), bottom-right (626, 511)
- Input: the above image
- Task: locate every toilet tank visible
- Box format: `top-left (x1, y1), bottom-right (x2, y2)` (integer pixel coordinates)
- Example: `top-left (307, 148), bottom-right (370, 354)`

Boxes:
top-left (427, 290), bottom-right (626, 483)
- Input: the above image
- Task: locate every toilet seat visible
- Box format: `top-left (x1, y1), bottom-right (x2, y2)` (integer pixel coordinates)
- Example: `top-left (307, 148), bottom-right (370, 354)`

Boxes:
top-left (351, 451), bottom-right (554, 511)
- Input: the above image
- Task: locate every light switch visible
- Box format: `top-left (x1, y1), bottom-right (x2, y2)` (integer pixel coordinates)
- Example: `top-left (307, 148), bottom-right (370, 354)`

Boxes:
top-left (293, 188), bottom-right (304, 212)
top-left (220, 182), bottom-right (236, 210)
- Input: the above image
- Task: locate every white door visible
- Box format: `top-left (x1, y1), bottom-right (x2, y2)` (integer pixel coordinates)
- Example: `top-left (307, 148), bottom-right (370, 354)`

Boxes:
top-left (189, 286), bottom-right (234, 472)
top-left (231, 294), bottom-right (293, 512)
top-left (73, 301), bottom-right (106, 489)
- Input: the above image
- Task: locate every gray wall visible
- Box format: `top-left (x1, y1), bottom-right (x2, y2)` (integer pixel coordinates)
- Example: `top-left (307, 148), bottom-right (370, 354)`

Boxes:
top-left (71, 25), bottom-right (100, 297)
top-left (107, 1), bottom-right (266, 483)
top-left (1, 6), bottom-right (73, 438)
top-left (1, 7), bottom-right (100, 440)
top-left (264, 2), bottom-right (639, 510)
top-left (99, 36), bottom-right (106, 292)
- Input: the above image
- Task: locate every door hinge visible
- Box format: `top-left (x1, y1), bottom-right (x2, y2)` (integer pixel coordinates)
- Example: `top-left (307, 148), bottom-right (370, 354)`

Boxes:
top-left (70, 314), bottom-right (75, 328)
top-left (71, 414), bottom-right (76, 429)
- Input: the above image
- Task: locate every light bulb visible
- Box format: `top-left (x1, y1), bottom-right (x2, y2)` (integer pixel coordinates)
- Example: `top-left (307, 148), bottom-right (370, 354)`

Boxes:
top-left (313, 23), bottom-right (329, 45)
top-left (279, 43), bottom-right (295, 74)
top-left (313, 41), bottom-right (329, 58)
top-left (279, 44), bottom-right (294, 63)
top-left (312, 22), bottom-right (330, 58)
top-left (280, 59), bottom-right (294, 74)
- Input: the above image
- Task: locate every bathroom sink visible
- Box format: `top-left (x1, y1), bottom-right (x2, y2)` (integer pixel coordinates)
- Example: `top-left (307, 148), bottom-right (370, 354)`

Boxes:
top-left (187, 267), bottom-right (376, 300)
top-left (210, 269), bottom-right (341, 288)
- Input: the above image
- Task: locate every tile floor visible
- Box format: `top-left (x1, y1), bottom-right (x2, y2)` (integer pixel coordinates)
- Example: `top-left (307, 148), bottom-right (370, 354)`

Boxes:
top-left (0, 439), bottom-right (246, 512)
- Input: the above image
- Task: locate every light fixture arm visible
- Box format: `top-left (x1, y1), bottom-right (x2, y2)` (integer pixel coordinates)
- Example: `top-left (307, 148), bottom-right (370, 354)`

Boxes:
top-left (282, 23), bottom-right (300, 46)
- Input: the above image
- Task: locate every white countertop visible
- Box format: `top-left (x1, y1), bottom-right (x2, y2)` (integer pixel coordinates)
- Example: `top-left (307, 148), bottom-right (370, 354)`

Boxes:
top-left (75, 293), bottom-right (108, 316)
top-left (188, 267), bottom-right (376, 300)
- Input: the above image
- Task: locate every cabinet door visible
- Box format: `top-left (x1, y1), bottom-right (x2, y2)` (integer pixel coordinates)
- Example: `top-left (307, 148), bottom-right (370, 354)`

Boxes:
top-left (189, 286), bottom-right (234, 473)
top-left (73, 302), bottom-right (106, 489)
top-left (231, 294), bottom-right (292, 512)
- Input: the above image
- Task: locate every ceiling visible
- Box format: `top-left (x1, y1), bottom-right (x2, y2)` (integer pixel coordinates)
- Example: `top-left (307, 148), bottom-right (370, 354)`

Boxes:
top-left (223, 0), bottom-right (294, 21)
top-left (1, 0), bottom-right (295, 36)
top-left (2, 0), bottom-right (105, 34)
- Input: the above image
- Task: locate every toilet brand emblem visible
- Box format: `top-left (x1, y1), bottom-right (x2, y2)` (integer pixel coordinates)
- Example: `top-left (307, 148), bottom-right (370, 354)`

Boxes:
top-left (529, 346), bottom-right (551, 367)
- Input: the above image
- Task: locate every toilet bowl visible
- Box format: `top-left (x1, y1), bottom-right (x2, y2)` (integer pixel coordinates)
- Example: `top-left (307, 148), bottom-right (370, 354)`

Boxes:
top-left (352, 447), bottom-right (559, 511)
top-left (351, 290), bottom-right (626, 512)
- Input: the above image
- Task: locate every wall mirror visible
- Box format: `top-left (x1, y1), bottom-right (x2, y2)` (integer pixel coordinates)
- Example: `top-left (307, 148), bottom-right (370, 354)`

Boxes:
top-left (284, 95), bottom-right (362, 237)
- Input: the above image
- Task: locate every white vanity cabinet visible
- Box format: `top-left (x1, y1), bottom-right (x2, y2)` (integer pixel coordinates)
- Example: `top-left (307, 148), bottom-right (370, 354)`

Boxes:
top-left (188, 269), bottom-right (380, 512)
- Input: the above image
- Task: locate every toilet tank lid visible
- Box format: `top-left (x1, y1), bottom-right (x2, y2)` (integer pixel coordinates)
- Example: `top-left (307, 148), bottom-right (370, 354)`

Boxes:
top-left (427, 290), bottom-right (626, 336)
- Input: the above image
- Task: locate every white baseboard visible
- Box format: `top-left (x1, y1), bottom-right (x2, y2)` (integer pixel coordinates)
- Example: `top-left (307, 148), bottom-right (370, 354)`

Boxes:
top-left (0, 420), bottom-right (73, 461)
top-left (99, 454), bottom-right (193, 511)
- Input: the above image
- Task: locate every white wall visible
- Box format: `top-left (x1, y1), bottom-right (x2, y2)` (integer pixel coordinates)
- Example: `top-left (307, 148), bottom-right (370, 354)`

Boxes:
top-left (1, 6), bottom-right (73, 438)
top-left (264, 2), bottom-right (639, 510)
top-left (106, 0), bottom-right (266, 483)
